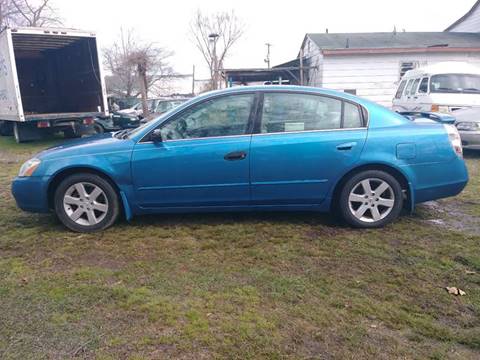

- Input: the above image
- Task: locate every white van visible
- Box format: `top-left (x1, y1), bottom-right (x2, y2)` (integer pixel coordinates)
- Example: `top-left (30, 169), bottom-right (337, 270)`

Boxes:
top-left (392, 62), bottom-right (480, 113)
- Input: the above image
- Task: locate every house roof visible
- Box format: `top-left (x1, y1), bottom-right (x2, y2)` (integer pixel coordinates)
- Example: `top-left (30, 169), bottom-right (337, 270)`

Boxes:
top-left (306, 32), bottom-right (480, 51)
top-left (445, 0), bottom-right (480, 31)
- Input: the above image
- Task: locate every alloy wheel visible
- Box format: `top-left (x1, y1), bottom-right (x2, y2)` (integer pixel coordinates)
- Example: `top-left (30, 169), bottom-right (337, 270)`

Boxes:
top-left (63, 182), bottom-right (109, 226)
top-left (348, 178), bottom-right (395, 223)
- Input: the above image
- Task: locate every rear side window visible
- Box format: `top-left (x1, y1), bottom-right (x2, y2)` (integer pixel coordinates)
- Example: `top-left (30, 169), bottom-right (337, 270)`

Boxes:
top-left (404, 80), bottom-right (414, 96)
top-left (343, 102), bottom-right (363, 128)
top-left (260, 93), bottom-right (364, 133)
top-left (410, 79), bottom-right (421, 95)
top-left (395, 80), bottom-right (407, 99)
top-left (418, 77), bottom-right (429, 93)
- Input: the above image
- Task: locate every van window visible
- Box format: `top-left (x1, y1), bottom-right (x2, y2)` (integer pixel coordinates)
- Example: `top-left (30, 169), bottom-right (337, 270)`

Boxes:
top-left (418, 77), bottom-right (429, 93)
top-left (404, 80), bottom-right (415, 96)
top-left (410, 79), bottom-right (421, 96)
top-left (395, 80), bottom-right (407, 99)
top-left (430, 74), bottom-right (480, 94)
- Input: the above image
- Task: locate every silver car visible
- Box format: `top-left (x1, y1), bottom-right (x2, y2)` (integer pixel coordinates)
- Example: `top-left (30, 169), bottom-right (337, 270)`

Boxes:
top-left (454, 108), bottom-right (480, 150)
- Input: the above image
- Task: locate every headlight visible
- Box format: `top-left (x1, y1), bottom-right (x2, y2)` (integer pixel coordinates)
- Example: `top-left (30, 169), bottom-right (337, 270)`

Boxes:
top-left (18, 158), bottom-right (41, 177)
top-left (456, 122), bottom-right (480, 131)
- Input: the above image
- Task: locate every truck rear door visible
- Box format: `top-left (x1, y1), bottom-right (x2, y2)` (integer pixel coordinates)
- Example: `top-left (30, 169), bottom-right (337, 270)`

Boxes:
top-left (0, 28), bottom-right (23, 121)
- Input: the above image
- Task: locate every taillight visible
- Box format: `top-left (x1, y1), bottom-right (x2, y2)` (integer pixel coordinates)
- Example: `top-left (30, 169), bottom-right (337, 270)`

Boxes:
top-left (36, 121), bottom-right (50, 128)
top-left (444, 124), bottom-right (463, 158)
top-left (83, 117), bottom-right (94, 125)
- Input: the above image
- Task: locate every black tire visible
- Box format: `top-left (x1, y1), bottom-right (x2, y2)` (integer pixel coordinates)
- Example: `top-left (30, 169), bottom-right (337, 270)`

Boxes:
top-left (63, 128), bottom-right (80, 139)
top-left (54, 173), bottom-right (120, 232)
top-left (93, 123), bottom-right (105, 134)
top-left (338, 170), bottom-right (403, 228)
top-left (0, 121), bottom-right (13, 136)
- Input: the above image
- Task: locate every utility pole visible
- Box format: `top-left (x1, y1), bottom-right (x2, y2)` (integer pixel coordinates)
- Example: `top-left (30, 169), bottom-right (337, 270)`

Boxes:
top-left (299, 48), bottom-right (304, 86)
top-left (264, 42), bottom-right (272, 69)
top-left (192, 65), bottom-right (195, 95)
top-left (209, 33), bottom-right (219, 89)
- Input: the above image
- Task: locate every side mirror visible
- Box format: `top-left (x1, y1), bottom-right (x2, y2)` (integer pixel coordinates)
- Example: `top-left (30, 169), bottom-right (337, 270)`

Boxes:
top-left (150, 129), bottom-right (163, 142)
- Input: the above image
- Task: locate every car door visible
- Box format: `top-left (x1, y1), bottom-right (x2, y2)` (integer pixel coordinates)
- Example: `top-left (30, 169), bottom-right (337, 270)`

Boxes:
top-left (131, 93), bottom-right (256, 209)
top-left (250, 91), bottom-right (368, 206)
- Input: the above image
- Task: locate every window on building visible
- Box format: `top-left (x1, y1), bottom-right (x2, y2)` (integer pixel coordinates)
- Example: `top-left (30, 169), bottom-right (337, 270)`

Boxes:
top-left (399, 61), bottom-right (418, 79)
top-left (344, 89), bottom-right (357, 95)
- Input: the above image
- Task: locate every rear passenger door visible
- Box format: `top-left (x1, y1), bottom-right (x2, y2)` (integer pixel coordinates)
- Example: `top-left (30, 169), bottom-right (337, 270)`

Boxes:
top-left (249, 92), bottom-right (368, 206)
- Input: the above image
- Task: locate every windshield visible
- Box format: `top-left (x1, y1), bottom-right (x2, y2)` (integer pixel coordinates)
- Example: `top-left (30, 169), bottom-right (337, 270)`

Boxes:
top-left (430, 74), bottom-right (480, 94)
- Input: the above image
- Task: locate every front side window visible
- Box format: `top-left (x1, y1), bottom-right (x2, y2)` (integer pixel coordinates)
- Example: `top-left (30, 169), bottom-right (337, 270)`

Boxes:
top-left (430, 74), bottom-right (480, 94)
top-left (260, 93), bottom-right (363, 133)
top-left (418, 77), bottom-right (429, 93)
top-left (159, 94), bottom-right (254, 140)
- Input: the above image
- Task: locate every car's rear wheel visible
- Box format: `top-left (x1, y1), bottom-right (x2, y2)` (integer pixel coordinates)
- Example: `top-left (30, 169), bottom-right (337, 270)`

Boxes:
top-left (339, 170), bottom-right (403, 228)
top-left (54, 173), bottom-right (120, 232)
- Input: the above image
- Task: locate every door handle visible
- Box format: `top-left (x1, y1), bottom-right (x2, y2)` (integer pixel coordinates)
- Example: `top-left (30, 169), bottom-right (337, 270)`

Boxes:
top-left (336, 142), bottom-right (357, 151)
top-left (224, 151), bottom-right (247, 161)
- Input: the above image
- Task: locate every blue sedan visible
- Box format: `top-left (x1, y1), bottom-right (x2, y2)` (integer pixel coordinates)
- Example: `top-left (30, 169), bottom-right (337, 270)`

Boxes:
top-left (12, 86), bottom-right (468, 232)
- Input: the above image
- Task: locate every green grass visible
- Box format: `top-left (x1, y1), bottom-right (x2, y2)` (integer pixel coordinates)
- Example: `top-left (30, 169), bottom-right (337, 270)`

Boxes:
top-left (1, 137), bottom-right (480, 359)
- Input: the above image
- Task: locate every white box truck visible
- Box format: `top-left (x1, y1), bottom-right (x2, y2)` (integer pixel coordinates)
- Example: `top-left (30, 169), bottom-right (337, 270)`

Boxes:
top-left (0, 27), bottom-right (108, 142)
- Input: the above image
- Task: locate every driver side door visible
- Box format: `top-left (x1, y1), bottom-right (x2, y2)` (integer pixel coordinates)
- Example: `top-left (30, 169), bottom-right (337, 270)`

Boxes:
top-left (131, 93), bottom-right (256, 209)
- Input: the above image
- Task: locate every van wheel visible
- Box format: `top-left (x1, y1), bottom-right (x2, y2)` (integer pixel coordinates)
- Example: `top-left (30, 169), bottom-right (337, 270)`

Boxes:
top-left (54, 173), bottom-right (120, 232)
top-left (339, 170), bottom-right (403, 228)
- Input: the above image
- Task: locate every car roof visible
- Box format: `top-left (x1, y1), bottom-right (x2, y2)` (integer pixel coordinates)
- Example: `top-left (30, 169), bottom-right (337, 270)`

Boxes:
top-left (197, 85), bottom-right (371, 106)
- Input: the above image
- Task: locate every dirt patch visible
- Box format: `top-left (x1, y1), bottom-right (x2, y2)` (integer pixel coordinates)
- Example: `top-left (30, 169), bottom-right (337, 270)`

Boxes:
top-left (0, 150), bottom-right (25, 164)
top-left (420, 201), bottom-right (480, 236)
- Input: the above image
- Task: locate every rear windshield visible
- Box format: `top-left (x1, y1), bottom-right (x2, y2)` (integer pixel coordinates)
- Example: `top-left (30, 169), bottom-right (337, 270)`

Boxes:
top-left (430, 74), bottom-right (480, 94)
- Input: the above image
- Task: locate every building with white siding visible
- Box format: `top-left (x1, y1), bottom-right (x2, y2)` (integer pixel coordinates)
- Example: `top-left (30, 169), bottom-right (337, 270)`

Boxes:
top-left (301, 32), bottom-right (480, 107)
top-left (446, 0), bottom-right (480, 32)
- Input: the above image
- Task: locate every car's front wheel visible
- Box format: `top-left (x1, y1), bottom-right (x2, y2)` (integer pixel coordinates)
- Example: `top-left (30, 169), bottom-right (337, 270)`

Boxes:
top-left (339, 170), bottom-right (403, 228)
top-left (54, 173), bottom-right (120, 232)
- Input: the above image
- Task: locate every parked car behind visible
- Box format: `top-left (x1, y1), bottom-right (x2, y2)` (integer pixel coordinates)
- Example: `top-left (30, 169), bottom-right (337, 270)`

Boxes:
top-left (12, 86), bottom-right (468, 232)
top-left (451, 107), bottom-right (480, 150)
top-left (93, 112), bottom-right (141, 134)
top-left (153, 98), bottom-right (189, 115)
top-left (118, 98), bottom-right (190, 119)
top-left (392, 62), bottom-right (480, 113)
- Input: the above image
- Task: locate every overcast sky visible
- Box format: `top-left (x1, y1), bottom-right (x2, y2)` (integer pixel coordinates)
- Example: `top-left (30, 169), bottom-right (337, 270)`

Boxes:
top-left (57, 0), bottom-right (476, 91)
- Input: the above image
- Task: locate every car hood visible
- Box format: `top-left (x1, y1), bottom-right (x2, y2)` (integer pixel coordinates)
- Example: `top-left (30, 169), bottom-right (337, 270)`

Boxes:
top-left (35, 133), bottom-right (135, 161)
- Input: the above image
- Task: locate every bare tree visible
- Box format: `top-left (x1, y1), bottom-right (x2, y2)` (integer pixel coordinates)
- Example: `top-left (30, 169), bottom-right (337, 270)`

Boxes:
top-left (0, 0), bottom-right (20, 27)
top-left (11, 0), bottom-right (62, 27)
top-left (190, 9), bottom-right (244, 90)
top-left (103, 28), bottom-right (175, 116)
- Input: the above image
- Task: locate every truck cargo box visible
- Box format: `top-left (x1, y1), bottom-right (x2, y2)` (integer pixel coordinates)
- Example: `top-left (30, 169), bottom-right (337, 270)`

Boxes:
top-left (0, 27), bottom-right (108, 123)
